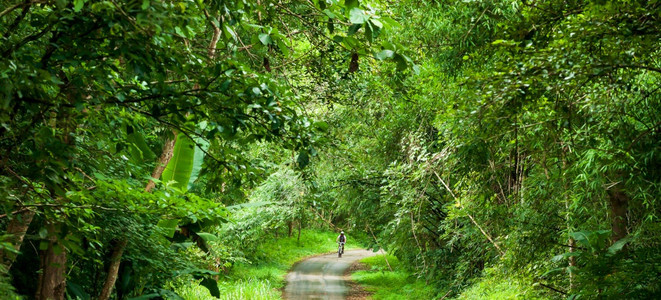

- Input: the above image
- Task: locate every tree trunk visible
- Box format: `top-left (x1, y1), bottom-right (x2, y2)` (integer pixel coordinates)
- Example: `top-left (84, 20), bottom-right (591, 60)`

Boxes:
top-left (297, 221), bottom-right (302, 243)
top-left (0, 209), bottom-right (35, 269)
top-left (562, 154), bottom-right (575, 291)
top-left (568, 238), bottom-right (576, 286)
top-left (144, 136), bottom-right (177, 193)
top-left (36, 108), bottom-right (72, 300)
top-left (35, 223), bottom-right (67, 300)
top-left (98, 239), bottom-right (128, 300)
top-left (98, 135), bottom-right (177, 300)
top-left (288, 221), bottom-right (293, 237)
top-left (608, 185), bottom-right (629, 242)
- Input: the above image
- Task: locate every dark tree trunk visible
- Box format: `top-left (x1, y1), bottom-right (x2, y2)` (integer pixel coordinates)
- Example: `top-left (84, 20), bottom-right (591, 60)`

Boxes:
top-left (297, 221), bottom-right (302, 243)
top-left (35, 223), bottom-right (67, 300)
top-left (288, 221), bottom-right (293, 237)
top-left (349, 52), bottom-right (359, 73)
top-left (608, 185), bottom-right (629, 242)
top-left (99, 239), bottom-right (128, 300)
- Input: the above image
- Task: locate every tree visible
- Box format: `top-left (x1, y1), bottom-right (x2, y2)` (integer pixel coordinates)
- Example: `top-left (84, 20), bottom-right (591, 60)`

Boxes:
top-left (1, 0), bottom-right (394, 298)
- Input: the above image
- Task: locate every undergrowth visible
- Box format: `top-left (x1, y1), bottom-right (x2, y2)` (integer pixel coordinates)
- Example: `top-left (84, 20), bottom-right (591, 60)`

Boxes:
top-left (353, 255), bottom-right (548, 300)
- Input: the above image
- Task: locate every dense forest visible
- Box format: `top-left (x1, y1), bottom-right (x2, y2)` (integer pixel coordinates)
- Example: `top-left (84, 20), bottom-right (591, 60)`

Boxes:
top-left (1, 0), bottom-right (659, 299)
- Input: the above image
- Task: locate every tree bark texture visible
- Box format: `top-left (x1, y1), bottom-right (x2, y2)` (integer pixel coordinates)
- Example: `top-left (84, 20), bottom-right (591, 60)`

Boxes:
top-left (0, 209), bottom-right (35, 269)
top-left (36, 109), bottom-right (73, 300)
top-left (608, 185), bottom-right (629, 242)
top-left (98, 239), bottom-right (128, 300)
top-left (144, 136), bottom-right (177, 193)
top-left (35, 223), bottom-right (67, 300)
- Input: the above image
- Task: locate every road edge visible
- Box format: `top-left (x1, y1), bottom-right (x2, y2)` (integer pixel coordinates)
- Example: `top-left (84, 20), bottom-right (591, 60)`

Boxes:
top-left (344, 258), bottom-right (373, 300)
top-left (279, 250), bottom-right (336, 298)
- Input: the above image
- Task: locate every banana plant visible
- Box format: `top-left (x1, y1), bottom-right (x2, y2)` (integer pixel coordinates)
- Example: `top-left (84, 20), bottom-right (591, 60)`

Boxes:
top-left (160, 133), bottom-right (208, 192)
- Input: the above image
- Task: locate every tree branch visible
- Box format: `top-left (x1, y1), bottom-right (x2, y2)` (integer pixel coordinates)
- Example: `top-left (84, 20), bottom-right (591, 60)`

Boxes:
top-left (434, 171), bottom-right (506, 256)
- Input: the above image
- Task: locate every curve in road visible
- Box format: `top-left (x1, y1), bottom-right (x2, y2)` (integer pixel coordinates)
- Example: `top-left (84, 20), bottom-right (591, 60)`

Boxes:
top-left (283, 249), bottom-right (376, 300)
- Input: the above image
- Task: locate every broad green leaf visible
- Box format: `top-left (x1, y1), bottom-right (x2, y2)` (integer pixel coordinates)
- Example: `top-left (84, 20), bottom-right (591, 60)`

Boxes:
top-left (161, 134), bottom-right (196, 191)
top-left (276, 38), bottom-right (290, 56)
top-left (223, 24), bottom-right (237, 41)
top-left (74, 0), bottom-right (85, 12)
top-left (348, 24), bottom-right (361, 36)
top-left (156, 219), bottom-right (179, 238)
top-left (349, 8), bottom-right (369, 24)
top-left (367, 20), bottom-right (382, 41)
top-left (607, 237), bottom-right (630, 255)
top-left (258, 33), bottom-right (272, 45)
top-left (187, 137), bottom-right (208, 190)
top-left (375, 50), bottom-right (394, 60)
top-left (196, 232), bottom-right (218, 242)
top-left (127, 132), bottom-right (156, 163)
top-left (171, 242), bottom-right (194, 251)
top-left (323, 9), bottom-right (336, 19)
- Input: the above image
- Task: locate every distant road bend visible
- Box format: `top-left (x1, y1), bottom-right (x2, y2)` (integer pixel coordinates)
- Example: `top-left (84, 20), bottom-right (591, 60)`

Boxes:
top-left (283, 249), bottom-right (376, 300)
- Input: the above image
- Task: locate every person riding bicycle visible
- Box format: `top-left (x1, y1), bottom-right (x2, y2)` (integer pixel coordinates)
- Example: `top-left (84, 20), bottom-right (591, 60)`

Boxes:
top-left (336, 231), bottom-right (346, 254)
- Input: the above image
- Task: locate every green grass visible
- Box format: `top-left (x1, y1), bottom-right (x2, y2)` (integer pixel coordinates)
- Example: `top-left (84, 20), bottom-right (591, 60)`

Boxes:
top-left (175, 278), bottom-right (280, 300)
top-left (351, 254), bottom-right (439, 300)
top-left (174, 229), bottom-right (361, 300)
top-left (453, 268), bottom-right (545, 300)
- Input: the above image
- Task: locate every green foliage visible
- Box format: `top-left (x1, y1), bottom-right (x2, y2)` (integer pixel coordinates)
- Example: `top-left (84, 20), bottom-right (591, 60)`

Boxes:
top-left (0, 265), bottom-right (19, 300)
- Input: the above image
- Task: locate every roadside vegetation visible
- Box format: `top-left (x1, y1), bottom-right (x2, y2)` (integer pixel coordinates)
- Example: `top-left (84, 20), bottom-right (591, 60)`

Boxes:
top-left (352, 255), bottom-right (438, 300)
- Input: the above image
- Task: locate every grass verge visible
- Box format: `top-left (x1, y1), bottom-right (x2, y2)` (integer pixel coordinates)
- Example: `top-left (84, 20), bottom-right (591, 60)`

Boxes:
top-left (351, 254), bottom-right (439, 300)
top-left (453, 267), bottom-right (545, 300)
top-left (174, 229), bottom-right (361, 300)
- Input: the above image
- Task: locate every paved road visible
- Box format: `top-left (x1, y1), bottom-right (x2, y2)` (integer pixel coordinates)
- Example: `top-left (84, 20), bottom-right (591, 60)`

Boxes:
top-left (283, 249), bottom-right (376, 300)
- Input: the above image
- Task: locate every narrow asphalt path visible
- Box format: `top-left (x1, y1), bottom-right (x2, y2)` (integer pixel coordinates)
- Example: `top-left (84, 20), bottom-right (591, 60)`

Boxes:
top-left (283, 249), bottom-right (376, 300)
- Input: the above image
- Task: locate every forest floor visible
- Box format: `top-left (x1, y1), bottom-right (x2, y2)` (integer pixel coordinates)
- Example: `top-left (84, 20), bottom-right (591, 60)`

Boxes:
top-left (282, 249), bottom-right (377, 300)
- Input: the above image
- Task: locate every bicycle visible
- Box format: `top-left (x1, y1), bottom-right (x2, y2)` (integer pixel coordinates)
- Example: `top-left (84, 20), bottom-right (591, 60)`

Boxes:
top-left (338, 242), bottom-right (345, 257)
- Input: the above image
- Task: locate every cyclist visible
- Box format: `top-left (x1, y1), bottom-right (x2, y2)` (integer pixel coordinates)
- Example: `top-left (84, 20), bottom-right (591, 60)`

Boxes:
top-left (336, 231), bottom-right (346, 254)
